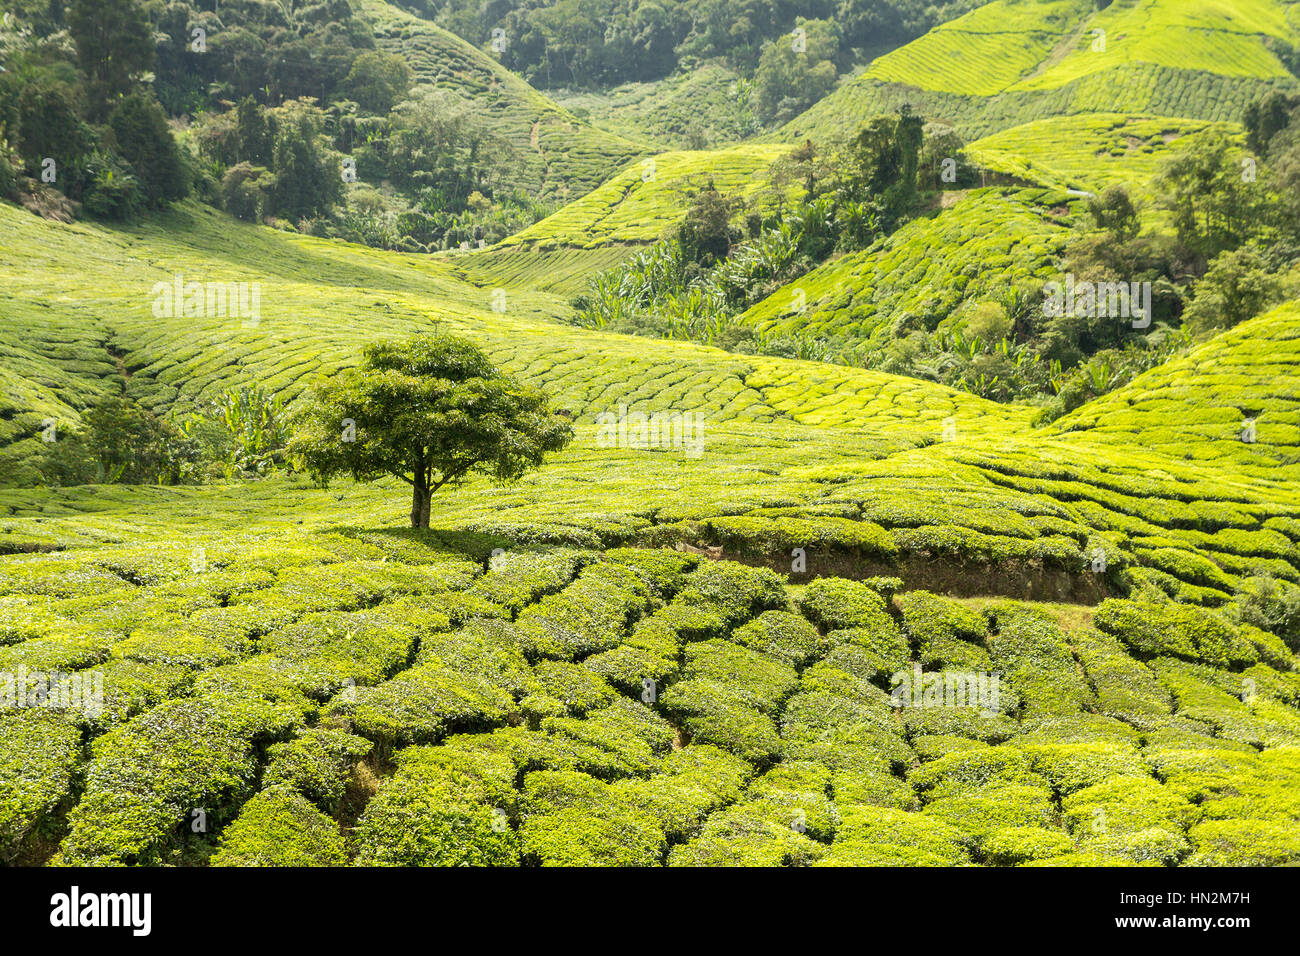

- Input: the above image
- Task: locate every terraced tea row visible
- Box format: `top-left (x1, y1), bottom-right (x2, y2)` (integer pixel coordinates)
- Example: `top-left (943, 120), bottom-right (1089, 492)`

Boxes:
top-left (3, 542), bottom-right (1297, 866)
top-left (736, 188), bottom-right (1071, 352)
top-left (778, 0), bottom-right (1300, 144)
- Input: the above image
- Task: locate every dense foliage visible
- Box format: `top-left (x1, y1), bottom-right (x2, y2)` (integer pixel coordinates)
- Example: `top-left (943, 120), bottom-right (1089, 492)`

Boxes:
top-left (406, 0), bottom-right (979, 89)
top-left (290, 334), bottom-right (574, 527)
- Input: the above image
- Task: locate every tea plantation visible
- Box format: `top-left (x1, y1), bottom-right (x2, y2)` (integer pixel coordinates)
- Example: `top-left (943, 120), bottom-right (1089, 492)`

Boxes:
top-left (778, 0), bottom-right (1300, 143)
top-left (2, 0), bottom-right (1299, 871)
top-left (2, 181), bottom-right (1299, 865)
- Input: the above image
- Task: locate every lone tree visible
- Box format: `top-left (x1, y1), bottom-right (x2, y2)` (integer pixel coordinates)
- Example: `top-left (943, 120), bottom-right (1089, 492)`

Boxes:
top-left (290, 334), bottom-right (574, 528)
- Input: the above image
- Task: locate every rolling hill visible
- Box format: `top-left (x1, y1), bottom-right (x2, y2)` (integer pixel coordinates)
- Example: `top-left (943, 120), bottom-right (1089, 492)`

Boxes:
top-left (778, 0), bottom-right (1300, 143)
top-left (357, 0), bottom-right (649, 201)
top-left (1, 0), bottom-right (1299, 874)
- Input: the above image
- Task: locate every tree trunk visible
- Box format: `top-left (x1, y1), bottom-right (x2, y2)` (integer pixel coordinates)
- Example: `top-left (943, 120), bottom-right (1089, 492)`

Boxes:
top-left (411, 472), bottom-right (430, 528)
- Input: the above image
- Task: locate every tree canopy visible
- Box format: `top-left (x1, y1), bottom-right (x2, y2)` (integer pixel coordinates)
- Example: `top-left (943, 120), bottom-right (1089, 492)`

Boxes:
top-left (289, 334), bottom-right (575, 528)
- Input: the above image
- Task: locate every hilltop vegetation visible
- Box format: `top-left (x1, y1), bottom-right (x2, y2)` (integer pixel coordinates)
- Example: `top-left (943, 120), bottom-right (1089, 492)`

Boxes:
top-left (779, 0), bottom-right (1300, 143)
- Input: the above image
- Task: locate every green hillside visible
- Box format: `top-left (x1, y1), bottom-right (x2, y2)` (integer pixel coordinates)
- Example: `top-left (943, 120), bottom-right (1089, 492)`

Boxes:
top-left (492, 145), bottom-right (791, 250)
top-left (438, 142), bottom-right (791, 294)
top-left (779, 0), bottom-right (1300, 143)
top-left (358, 0), bottom-right (649, 201)
top-left (2, 0), bottom-right (1300, 877)
top-left (1051, 301), bottom-right (1300, 481)
top-left (554, 62), bottom-right (758, 150)
top-left (967, 114), bottom-right (1238, 196)
top-left (734, 187), bottom-right (1072, 356)
top-left (3, 196), bottom-right (1300, 867)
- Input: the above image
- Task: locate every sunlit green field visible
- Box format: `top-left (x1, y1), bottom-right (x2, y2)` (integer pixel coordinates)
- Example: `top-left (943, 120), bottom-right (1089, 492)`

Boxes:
top-left (968, 114), bottom-right (1239, 197)
top-left (494, 144), bottom-right (791, 249)
top-left (735, 188), bottom-right (1071, 351)
top-left (3, 0), bottom-right (1300, 871)
top-left (778, 0), bottom-right (1300, 143)
top-left (3, 182), bottom-right (1300, 865)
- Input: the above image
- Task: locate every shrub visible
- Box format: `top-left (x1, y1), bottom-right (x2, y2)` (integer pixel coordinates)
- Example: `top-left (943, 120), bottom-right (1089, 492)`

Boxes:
top-left (798, 648), bottom-right (895, 702)
top-left (60, 695), bottom-right (303, 865)
top-left (468, 549), bottom-right (588, 614)
top-left (731, 610), bottom-right (829, 668)
top-left (834, 806), bottom-right (968, 864)
top-left (900, 590), bottom-right (990, 669)
top-left (329, 662), bottom-right (513, 747)
top-left (1094, 599), bottom-right (1258, 668)
top-left (705, 515), bottom-right (898, 558)
top-left (514, 562), bottom-right (649, 660)
top-left (263, 728), bottom-right (373, 812)
top-left (1234, 574), bottom-right (1300, 650)
top-left (1020, 851), bottom-right (1138, 867)
top-left (909, 748), bottom-right (1048, 802)
top-left (253, 610), bottom-right (423, 697)
top-left (540, 700), bottom-right (676, 779)
top-left (899, 706), bottom-right (1019, 744)
top-left (1071, 628), bottom-right (1173, 718)
top-left (681, 640), bottom-right (799, 714)
top-left (610, 746), bottom-right (753, 842)
top-left (798, 577), bottom-right (894, 631)
top-left (922, 786), bottom-right (1056, 846)
top-left (0, 713), bottom-right (82, 863)
top-left (1186, 819), bottom-right (1300, 866)
top-left (782, 716), bottom-right (912, 779)
top-left (987, 603), bottom-right (1093, 715)
top-left (830, 767), bottom-right (916, 810)
top-left (912, 735), bottom-right (990, 762)
top-left (1015, 742), bottom-right (1147, 797)
top-left (60, 660), bottom-right (193, 732)
top-left (519, 771), bottom-right (665, 867)
top-left (39, 394), bottom-right (182, 486)
top-left (1061, 776), bottom-right (1199, 839)
top-left (415, 619), bottom-right (532, 695)
top-left (1086, 827), bottom-right (1190, 866)
top-left (673, 561), bottom-right (788, 626)
top-left (982, 827), bottom-right (1075, 865)
top-left (209, 787), bottom-right (347, 866)
top-left (747, 761), bottom-right (840, 841)
top-left (812, 842), bottom-right (959, 866)
top-left (583, 645), bottom-right (678, 696)
top-left (353, 747), bottom-right (520, 866)
top-left (830, 624), bottom-right (911, 679)
top-left (602, 548), bottom-right (695, 599)
top-left (658, 681), bottom-right (782, 767)
top-left (525, 661), bottom-right (616, 717)
top-left (654, 601), bottom-right (729, 642)
top-left (666, 805), bottom-right (825, 867)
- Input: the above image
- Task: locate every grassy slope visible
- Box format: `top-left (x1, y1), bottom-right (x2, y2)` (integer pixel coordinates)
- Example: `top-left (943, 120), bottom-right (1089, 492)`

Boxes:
top-left (1, 199), bottom-right (1297, 599)
top-left (358, 0), bottom-right (648, 201)
top-left (0, 199), bottom-right (1017, 472)
top-left (1013, 0), bottom-right (1300, 90)
top-left (438, 142), bottom-right (792, 296)
top-left (493, 144), bottom-right (791, 250)
top-left (2, 199), bottom-right (1300, 868)
top-left (777, 0), bottom-right (1300, 143)
top-left (967, 114), bottom-right (1239, 197)
top-left (553, 61), bottom-right (755, 150)
top-left (4, 0), bottom-right (1300, 862)
top-left (862, 0), bottom-right (1093, 96)
top-left (734, 187), bottom-right (1074, 351)
top-left (1051, 301), bottom-right (1300, 481)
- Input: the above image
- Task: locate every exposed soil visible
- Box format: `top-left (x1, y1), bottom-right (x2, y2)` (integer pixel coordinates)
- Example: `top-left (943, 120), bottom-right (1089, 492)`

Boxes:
top-left (698, 546), bottom-right (1113, 605)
